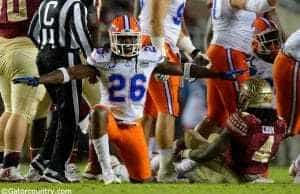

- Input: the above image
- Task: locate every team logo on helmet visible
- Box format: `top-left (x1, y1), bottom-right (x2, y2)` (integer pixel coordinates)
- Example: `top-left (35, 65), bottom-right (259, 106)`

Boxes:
top-left (238, 78), bottom-right (273, 110)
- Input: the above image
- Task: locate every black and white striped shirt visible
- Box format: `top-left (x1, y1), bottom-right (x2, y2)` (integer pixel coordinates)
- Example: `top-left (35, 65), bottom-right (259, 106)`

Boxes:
top-left (28, 0), bottom-right (93, 58)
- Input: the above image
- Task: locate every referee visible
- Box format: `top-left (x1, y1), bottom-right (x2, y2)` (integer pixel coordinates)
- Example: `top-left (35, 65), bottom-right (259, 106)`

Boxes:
top-left (28, 0), bottom-right (94, 182)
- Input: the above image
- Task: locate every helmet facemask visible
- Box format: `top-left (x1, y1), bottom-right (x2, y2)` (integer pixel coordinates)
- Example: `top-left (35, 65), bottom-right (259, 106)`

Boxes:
top-left (109, 31), bottom-right (141, 58)
top-left (252, 28), bottom-right (282, 63)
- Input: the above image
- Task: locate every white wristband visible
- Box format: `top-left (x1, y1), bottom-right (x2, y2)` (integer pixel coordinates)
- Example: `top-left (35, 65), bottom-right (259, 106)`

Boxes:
top-left (57, 67), bottom-right (70, 83)
top-left (177, 36), bottom-right (196, 55)
top-left (245, 0), bottom-right (274, 14)
top-left (183, 63), bottom-right (192, 79)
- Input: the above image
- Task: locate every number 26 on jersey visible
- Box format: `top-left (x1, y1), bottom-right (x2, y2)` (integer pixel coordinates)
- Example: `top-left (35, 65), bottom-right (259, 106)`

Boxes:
top-left (108, 74), bottom-right (147, 102)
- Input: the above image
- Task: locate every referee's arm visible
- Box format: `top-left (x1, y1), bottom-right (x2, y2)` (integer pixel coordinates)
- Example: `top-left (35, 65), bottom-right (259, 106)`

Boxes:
top-left (70, 2), bottom-right (94, 58)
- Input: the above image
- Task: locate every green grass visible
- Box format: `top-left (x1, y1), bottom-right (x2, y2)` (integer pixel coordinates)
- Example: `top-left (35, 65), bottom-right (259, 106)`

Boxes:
top-left (0, 165), bottom-right (298, 194)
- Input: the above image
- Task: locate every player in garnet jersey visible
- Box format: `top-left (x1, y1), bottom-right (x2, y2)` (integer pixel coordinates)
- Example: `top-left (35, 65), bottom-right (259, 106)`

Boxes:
top-left (0, 0), bottom-right (51, 181)
top-left (175, 78), bottom-right (287, 183)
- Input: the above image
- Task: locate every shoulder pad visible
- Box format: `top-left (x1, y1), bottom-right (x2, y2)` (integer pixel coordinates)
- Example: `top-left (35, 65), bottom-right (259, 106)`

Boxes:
top-left (227, 112), bottom-right (249, 136)
top-left (138, 46), bottom-right (164, 64)
top-left (87, 48), bottom-right (111, 65)
top-left (284, 30), bottom-right (300, 61)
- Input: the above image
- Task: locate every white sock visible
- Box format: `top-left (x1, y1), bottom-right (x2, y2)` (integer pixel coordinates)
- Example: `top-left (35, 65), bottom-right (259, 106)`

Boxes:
top-left (148, 137), bottom-right (157, 159)
top-left (159, 149), bottom-right (173, 172)
top-left (175, 159), bottom-right (196, 174)
top-left (295, 154), bottom-right (300, 170)
top-left (92, 134), bottom-right (113, 177)
top-left (151, 154), bottom-right (160, 173)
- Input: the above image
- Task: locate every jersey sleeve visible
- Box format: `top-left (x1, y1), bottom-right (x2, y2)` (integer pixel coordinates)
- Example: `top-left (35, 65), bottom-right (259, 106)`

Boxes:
top-left (283, 29), bottom-right (300, 61)
top-left (227, 112), bottom-right (260, 137)
top-left (87, 48), bottom-right (111, 66)
top-left (227, 112), bottom-right (249, 137)
top-left (138, 46), bottom-right (165, 65)
top-left (211, 0), bottom-right (233, 19)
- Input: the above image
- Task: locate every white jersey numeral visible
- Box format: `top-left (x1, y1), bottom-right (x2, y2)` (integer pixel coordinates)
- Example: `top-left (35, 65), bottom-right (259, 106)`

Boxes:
top-left (252, 136), bottom-right (274, 163)
top-left (5, 0), bottom-right (28, 22)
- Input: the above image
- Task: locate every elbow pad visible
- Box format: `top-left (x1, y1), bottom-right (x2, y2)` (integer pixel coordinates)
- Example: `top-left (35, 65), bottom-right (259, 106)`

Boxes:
top-left (245, 0), bottom-right (274, 14)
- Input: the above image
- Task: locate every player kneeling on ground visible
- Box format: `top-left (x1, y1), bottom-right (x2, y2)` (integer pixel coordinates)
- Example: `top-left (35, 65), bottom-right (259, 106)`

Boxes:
top-left (13, 15), bottom-right (244, 184)
top-left (175, 78), bottom-right (287, 183)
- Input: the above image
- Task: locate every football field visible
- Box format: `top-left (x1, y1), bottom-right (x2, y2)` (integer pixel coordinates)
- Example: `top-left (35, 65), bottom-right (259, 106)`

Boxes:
top-left (0, 166), bottom-right (298, 194)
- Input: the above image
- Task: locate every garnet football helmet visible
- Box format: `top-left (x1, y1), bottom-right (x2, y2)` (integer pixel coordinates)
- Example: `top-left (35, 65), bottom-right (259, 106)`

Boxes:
top-left (238, 78), bottom-right (273, 110)
top-left (109, 15), bottom-right (141, 57)
top-left (252, 17), bottom-right (282, 63)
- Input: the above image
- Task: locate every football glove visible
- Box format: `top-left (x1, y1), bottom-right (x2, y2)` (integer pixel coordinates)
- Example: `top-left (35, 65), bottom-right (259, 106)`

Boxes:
top-left (13, 77), bottom-right (40, 87)
top-left (219, 69), bottom-right (247, 80)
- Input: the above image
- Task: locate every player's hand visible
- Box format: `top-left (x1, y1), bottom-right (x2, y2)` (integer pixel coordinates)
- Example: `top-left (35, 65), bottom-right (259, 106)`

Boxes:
top-left (87, 65), bottom-right (100, 84)
top-left (219, 69), bottom-right (247, 80)
top-left (13, 77), bottom-right (40, 87)
top-left (191, 49), bottom-right (210, 67)
top-left (172, 139), bottom-right (186, 162)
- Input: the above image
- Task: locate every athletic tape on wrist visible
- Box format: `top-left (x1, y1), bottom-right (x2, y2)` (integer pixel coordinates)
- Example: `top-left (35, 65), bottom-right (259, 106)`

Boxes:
top-left (58, 67), bottom-right (71, 83)
top-left (183, 63), bottom-right (192, 79)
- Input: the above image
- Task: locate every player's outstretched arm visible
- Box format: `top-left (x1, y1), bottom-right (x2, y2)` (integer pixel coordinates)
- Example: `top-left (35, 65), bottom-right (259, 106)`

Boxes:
top-left (178, 21), bottom-right (210, 67)
top-left (13, 65), bottom-right (99, 86)
top-left (179, 130), bottom-right (230, 163)
top-left (154, 60), bottom-right (246, 80)
top-left (150, 0), bottom-right (170, 53)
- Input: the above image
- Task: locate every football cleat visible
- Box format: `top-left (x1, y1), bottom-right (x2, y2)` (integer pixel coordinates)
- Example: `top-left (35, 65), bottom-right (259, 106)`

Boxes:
top-left (26, 155), bottom-right (49, 182)
top-left (102, 171), bottom-right (122, 185)
top-left (289, 161), bottom-right (297, 177)
top-left (26, 165), bottom-right (42, 182)
top-left (42, 168), bottom-right (69, 183)
top-left (0, 166), bottom-right (24, 182)
top-left (288, 161), bottom-right (300, 184)
top-left (113, 164), bottom-right (129, 182)
top-left (65, 163), bottom-right (81, 182)
top-left (157, 163), bottom-right (178, 183)
top-left (250, 176), bottom-right (274, 184)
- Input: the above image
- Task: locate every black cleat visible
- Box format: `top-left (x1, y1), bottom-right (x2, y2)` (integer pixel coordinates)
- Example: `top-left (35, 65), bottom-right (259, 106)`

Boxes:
top-left (42, 168), bottom-right (69, 183)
